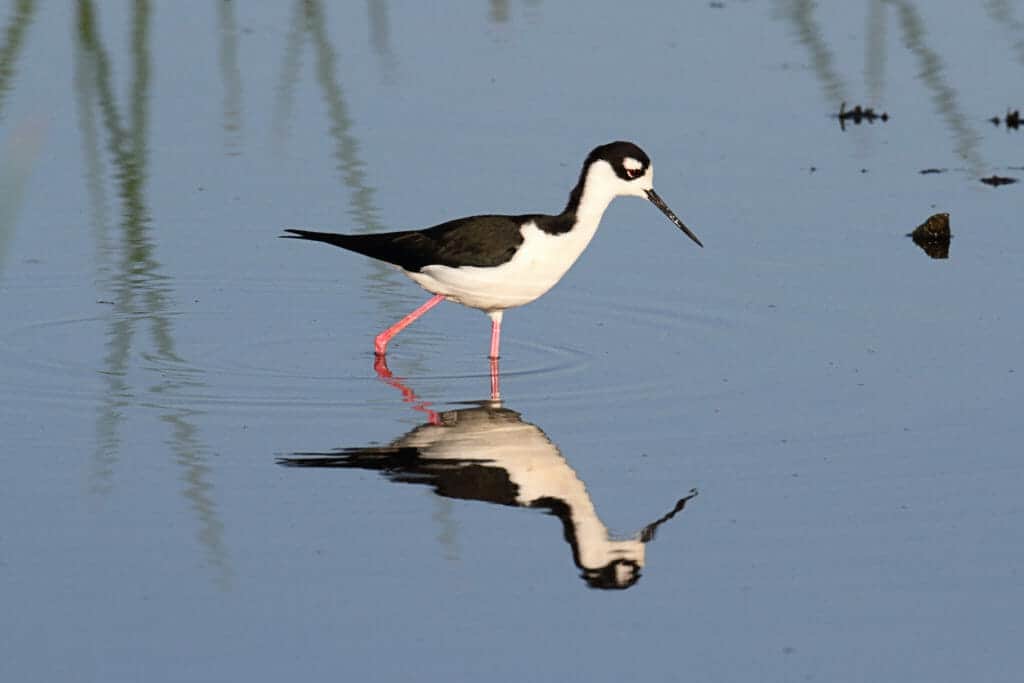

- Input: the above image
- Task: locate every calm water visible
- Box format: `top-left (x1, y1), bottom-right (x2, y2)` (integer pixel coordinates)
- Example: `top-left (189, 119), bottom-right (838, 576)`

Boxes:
top-left (2, 2), bottom-right (1022, 681)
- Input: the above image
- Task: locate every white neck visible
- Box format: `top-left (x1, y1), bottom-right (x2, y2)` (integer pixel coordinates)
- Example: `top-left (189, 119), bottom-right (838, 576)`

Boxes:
top-left (574, 162), bottom-right (621, 226)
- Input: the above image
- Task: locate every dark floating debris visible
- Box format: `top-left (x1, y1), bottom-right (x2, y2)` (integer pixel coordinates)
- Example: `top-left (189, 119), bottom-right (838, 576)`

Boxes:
top-left (909, 212), bottom-right (950, 240)
top-left (989, 109), bottom-right (1020, 129)
top-left (919, 168), bottom-right (947, 175)
top-left (907, 212), bottom-right (951, 259)
top-left (837, 102), bottom-right (889, 130)
top-left (980, 175), bottom-right (1018, 187)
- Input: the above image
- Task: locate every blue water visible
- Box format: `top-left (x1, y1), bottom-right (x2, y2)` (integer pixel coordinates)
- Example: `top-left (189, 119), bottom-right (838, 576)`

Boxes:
top-left (2, 2), bottom-right (1022, 681)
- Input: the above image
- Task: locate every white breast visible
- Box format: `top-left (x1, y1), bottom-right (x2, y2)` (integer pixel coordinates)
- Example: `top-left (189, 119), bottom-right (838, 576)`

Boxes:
top-left (405, 218), bottom-right (601, 312)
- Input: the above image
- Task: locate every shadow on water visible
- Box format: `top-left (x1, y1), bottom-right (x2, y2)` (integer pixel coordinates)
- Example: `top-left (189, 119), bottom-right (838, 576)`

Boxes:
top-left (74, 0), bottom-right (231, 589)
top-left (278, 371), bottom-right (698, 591)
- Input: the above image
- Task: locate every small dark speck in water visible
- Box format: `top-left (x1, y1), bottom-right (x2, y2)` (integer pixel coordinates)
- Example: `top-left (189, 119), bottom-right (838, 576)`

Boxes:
top-left (990, 109), bottom-right (1020, 129)
top-left (97, 300), bottom-right (114, 305)
top-left (836, 102), bottom-right (889, 130)
top-left (919, 168), bottom-right (947, 174)
top-left (980, 175), bottom-right (1018, 187)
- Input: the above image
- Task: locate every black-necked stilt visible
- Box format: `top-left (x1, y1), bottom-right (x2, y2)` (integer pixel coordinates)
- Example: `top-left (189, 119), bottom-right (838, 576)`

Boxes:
top-left (283, 141), bottom-right (702, 359)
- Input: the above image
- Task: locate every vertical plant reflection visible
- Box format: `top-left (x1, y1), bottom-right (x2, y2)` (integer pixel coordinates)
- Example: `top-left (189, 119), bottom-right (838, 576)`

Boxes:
top-left (277, 0), bottom-right (434, 359)
top-left (75, 0), bottom-right (231, 589)
top-left (0, 0), bottom-right (34, 119)
top-left (217, 0), bottom-right (243, 154)
top-left (779, 0), bottom-right (849, 105)
top-left (366, 0), bottom-right (397, 82)
top-left (304, 0), bottom-right (383, 232)
top-left (865, 0), bottom-right (887, 106)
top-left (782, 1), bottom-right (990, 175)
top-left (272, 1), bottom-right (304, 158)
top-left (274, 1), bottom-right (383, 231)
top-left (0, 0), bottom-right (37, 276)
top-left (888, 0), bottom-right (985, 176)
top-left (489, 0), bottom-right (509, 24)
top-left (984, 1), bottom-right (1024, 66)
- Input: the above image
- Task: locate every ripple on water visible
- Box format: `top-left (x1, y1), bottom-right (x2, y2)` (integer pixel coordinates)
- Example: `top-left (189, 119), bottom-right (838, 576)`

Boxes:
top-left (0, 308), bottom-right (380, 416)
top-left (2, 313), bottom-right (113, 409)
top-left (495, 286), bottom-right (740, 406)
top-left (322, 285), bottom-right (748, 410)
top-left (0, 272), bottom-right (753, 417)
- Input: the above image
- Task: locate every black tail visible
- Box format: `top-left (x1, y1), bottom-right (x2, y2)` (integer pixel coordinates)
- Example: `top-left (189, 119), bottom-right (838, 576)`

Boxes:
top-left (281, 228), bottom-right (404, 265)
top-left (281, 228), bottom-right (441, 271)
top-left (280, 229), bottom-right (360, 250)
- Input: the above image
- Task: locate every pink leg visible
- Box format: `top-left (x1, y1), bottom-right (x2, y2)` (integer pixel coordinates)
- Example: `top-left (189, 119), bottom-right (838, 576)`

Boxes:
top-left (373, 355), bottom-right (441, 425)
top-left (489, 357), bottom-right (500, 400)
top-left (374, 294), bottom-right (445, 356)
top-left (489, 316), bottom-right (502, 360)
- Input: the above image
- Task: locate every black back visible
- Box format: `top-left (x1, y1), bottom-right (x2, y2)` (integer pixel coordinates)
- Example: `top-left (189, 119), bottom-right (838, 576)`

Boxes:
top-left (283, 210), bottom-right (570, 271)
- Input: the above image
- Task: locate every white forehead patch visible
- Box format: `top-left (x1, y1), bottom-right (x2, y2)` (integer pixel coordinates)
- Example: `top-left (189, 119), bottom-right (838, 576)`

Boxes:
top-left (622, 156), bottom-right (643, 171)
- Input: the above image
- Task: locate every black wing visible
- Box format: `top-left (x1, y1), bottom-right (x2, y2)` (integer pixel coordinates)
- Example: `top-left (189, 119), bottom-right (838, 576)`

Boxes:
top-left (282, 213), bottom-right (534, 271)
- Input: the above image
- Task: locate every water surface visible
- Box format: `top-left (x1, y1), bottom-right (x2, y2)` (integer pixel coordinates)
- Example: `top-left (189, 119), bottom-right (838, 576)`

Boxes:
top-left (1, 2), bottom-right (1022, 681)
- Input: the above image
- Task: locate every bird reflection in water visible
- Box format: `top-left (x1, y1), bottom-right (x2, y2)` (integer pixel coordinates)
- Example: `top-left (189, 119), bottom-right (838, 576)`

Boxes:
top-left (278, 361), bottom-right (698, 590)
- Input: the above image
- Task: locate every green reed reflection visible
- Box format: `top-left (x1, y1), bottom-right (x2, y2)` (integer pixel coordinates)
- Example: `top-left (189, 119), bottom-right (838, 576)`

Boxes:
top-left (985, 1), bottom-right (1024, 67)
top-left (0, 0), bottom-right (34, 120)
top-left (276, 0), bottom-right (445, 371)
top-left (780, 0), bottom-right (849, 105)
top-left (889, 0), bottom-right (984, 177)
top-left (0, 0), bottom-right (37, 276)
top-left (367, 0), bottom-right (397, 82)
top-left (781, 0), bottom-right (989, 176)
top-left (307, 0), bottom-right (383, 232)
top-left (218, 0), bottom-right (243, 154)
top-left (75, 0), bottom-right (231, 589)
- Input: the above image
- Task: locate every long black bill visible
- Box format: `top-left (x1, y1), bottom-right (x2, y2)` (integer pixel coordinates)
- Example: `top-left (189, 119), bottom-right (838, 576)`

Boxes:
top-left (646, 189), bottom-right (703, 248)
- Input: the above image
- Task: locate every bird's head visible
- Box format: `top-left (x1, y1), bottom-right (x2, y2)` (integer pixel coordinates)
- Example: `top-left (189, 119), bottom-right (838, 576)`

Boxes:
top-left (577, 141), bottom-right (703, 248)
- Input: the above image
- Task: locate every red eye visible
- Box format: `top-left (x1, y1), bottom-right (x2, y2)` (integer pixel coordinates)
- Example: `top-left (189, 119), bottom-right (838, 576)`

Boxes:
top-left (625, 168), bottom-right (641, 179)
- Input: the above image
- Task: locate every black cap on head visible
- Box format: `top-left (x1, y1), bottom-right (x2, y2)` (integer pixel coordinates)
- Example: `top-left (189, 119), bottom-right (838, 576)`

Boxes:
top-left (586, 141), bottom-right (651, 181)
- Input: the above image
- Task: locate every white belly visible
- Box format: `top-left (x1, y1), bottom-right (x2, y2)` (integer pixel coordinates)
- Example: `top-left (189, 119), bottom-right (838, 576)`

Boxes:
top-left (404, 219), bottom-right (600, 312)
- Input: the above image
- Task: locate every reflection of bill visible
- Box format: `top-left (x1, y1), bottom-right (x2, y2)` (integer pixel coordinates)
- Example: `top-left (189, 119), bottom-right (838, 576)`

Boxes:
top-left (279, 371), bottom-right (698, 589)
